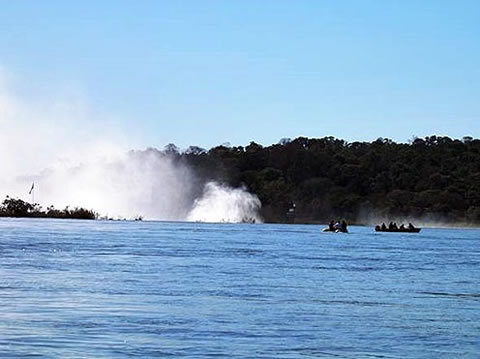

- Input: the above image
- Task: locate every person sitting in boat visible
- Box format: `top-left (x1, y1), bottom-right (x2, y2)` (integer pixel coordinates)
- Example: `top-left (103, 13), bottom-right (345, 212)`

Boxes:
top-left (341, 220), bottom-right (348, 232)
top-left (381, 223), bottom-right (387, 230)
top-left (399, 223), bottom-right (405, 230)
top-left (334, 221), bottom-right (342, 231)
top-left (322, 220), bottom-right (336, 232)
top-left (328, 220), bottom-right (335, 231)
top-left (408, 222), bottom-right (415, 229)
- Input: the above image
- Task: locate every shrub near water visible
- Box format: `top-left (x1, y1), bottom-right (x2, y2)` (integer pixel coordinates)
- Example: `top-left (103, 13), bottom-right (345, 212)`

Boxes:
top-left (0, 196), bottom-right (97, 220)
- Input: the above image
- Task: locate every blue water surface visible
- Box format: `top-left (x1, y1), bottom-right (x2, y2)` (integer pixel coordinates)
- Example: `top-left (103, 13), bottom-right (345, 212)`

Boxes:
top-left (0, 218), bottom-right (479, 358)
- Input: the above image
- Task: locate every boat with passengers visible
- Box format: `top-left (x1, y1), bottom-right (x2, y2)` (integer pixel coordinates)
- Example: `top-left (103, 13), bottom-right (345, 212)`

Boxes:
top-left (375, 222), bottom-right (421, 233)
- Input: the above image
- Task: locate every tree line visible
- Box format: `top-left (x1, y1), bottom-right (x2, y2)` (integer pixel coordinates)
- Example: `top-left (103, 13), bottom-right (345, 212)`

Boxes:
top-left (3, 135), bottom-right (479, 225)
top-left (0, 196), bottom-right (97, 220)
top-left (173, 135), bottom-right (480, 225)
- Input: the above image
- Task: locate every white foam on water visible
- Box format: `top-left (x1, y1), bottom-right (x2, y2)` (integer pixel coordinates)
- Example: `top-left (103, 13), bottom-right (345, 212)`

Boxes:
top-left (187, 182), bottom-right (262, 223)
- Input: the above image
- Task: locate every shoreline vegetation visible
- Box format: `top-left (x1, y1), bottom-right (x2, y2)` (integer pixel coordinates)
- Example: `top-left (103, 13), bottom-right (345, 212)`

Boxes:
top-left (178, 135), bottom-right (480, 226)
top-left (3, 135), bottom-right (480, 226)
top-left (0, 196), bottom-right (97, 220)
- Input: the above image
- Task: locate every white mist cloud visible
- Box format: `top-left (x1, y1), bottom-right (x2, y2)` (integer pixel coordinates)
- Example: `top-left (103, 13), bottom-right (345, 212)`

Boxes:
top-left (187, 182), bottom-right (262, 223)
top-left (34, 149), bottom-right (196, 220)
top-left (0, 69), bottom-right (263, 222)
top-left (0, 69), bottom-right (131, 182)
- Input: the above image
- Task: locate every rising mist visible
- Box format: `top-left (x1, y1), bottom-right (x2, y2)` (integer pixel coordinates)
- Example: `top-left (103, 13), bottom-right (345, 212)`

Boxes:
top-left (28, 149), bottom-right (263, 222)
top-left (0, 72), bottom-right (263, 222)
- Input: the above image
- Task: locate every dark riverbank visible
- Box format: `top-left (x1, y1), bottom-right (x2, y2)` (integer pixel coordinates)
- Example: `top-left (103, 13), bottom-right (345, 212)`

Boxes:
top-left (0, 197), bottom-right (96, 220)
top-left (177, 135), bottom-right (480, 225)
top-left (5, 135), bottom-right (480, 226)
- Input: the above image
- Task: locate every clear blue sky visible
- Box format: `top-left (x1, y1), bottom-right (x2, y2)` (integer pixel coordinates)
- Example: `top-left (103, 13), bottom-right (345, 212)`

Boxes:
top-left (1, 1), bottom-right (479, 149)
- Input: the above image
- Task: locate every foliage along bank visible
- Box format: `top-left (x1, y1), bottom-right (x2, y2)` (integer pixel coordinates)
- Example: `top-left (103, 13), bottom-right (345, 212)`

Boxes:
top-left (0, 196), bottom-right (97, 220)
top-left (177, 135), bottom-right (480, 225)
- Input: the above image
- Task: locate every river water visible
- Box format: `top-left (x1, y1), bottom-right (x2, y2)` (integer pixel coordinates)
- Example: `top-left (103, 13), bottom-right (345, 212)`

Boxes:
top-left (0, 218), bottom-right (478, 358)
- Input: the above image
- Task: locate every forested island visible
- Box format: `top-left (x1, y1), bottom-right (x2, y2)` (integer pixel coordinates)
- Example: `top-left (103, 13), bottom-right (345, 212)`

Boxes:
top-left (0, 196), bottom-right (97, 220)
top-left (176, 135), bottom-right (480, 225)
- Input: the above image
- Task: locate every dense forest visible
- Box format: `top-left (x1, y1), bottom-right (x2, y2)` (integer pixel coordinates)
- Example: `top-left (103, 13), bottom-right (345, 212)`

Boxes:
top-left (0, 196), bottom-right (97, 220)
top-left (2, 135), bottom-right (479, 225)
top-left (174, 135), bottom-right (480, 225)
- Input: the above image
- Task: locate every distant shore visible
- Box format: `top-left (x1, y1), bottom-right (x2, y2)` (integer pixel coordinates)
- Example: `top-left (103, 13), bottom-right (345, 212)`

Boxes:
top-left (0, 197), bottom-right (96, 220)
top-left (178, 136), bottom-right (480, 225)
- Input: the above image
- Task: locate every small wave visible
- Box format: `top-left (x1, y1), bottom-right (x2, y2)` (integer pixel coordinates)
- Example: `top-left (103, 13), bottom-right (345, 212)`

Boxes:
top-left (419, 291), bottom-right (480, 299)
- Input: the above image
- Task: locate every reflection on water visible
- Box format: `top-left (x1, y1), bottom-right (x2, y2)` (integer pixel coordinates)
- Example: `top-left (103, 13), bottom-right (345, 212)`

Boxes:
top-left (0, 218), bottom-right (479, 358)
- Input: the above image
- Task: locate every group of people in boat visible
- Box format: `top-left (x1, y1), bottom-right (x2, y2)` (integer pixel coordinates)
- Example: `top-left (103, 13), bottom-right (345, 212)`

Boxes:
top-left (322, 220), bottom-right (419, 233)
top-left (376, 222), bottom-right (416, 231)
top-left (323, 220), bottom-right (348, 233)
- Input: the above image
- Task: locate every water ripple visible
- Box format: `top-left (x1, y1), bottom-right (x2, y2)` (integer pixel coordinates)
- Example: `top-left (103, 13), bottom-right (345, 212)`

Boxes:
top-left (0, 219), bottom-right (479, 358)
